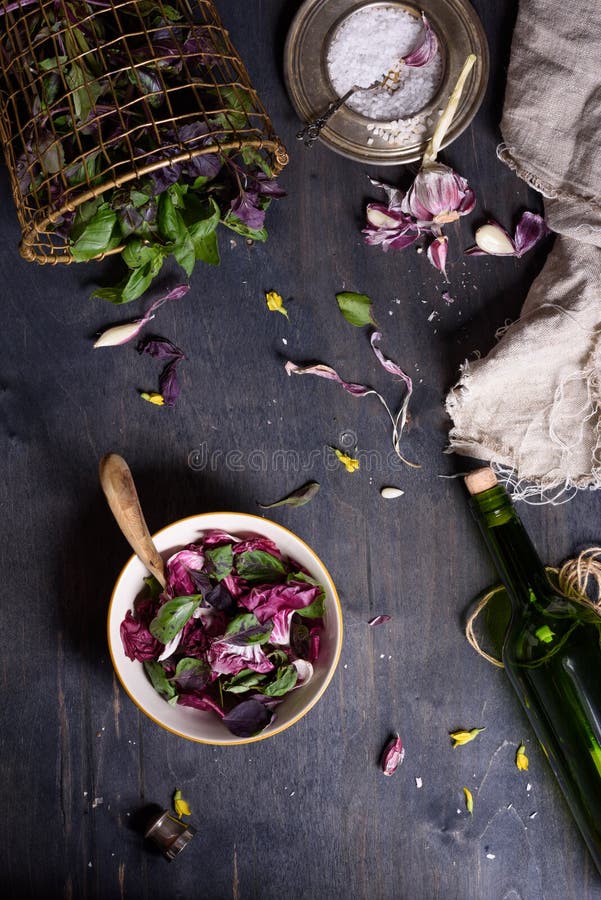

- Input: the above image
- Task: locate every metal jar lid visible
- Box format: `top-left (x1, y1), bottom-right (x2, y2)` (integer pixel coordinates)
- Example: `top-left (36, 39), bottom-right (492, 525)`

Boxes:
top-left (144, 810), bottom-right (197, 861)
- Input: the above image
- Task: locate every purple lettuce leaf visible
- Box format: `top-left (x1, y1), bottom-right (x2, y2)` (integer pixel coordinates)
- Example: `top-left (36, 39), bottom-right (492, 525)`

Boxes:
top-left (166, 545), bottom-right (205, 596)
top-left (121, 610), bottom-right (163, 661)
top-left (177, 691), bottom-right (225, 717)
top-left (240, 581), bottom-right (323, 624)
top-left (207, 639), bottom-right (275, 676)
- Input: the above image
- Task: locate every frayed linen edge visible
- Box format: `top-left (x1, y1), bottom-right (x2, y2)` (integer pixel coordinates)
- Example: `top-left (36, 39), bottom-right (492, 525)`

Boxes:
top-left (497, 143), bottom-right (601, 213)
top-left (445, 360), bottom-right (601, 502)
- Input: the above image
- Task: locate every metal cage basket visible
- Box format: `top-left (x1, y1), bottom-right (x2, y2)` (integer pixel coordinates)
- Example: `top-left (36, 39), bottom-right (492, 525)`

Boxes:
top-left (0, 0), bottom-right (288, 264)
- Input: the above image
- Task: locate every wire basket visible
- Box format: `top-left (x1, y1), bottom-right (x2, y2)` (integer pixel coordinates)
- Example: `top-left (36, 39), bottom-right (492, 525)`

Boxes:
top-left (0, 0), bottom-right (289, 264)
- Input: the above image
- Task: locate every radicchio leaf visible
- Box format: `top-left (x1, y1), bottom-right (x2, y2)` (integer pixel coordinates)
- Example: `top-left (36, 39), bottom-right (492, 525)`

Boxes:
top-left (207, 640), bottom-right (274, 676)
top-left (121, 610), bottom-right (162, 661)
top-left (222, 698), bottom-right (273, 737)
top-left (166, 545), bottom-right (206, 596)
top-left (177, 691), bottom-right (225, 717)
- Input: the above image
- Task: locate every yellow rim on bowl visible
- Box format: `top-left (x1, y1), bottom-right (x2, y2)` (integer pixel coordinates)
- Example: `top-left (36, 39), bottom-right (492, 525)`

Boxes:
top-left (107, 511), bottom-right (344, 745)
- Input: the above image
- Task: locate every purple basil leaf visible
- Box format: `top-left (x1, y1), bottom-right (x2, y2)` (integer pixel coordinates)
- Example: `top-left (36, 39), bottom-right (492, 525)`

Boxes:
top-left (173, 658), bottom-right (211, 691)
top-left (230, 191), bottom-right (265, 230)
top-left (138, 336), bottom-right (185, 360)
top-left (205, 582), bottom-right (236, 613)
top-left (255, 172), bottom-right (286, 198)
top-left (222, 698), bottom-right (273, 737)
top-left (159, 359), bottom-right (181, 407)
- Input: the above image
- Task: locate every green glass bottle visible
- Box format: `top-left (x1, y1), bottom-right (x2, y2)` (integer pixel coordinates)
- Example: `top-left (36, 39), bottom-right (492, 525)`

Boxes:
top-left (466, 467), bottom-right (601, 873)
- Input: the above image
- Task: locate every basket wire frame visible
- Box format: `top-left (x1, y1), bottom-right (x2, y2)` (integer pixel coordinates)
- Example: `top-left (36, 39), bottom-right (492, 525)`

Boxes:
top-left (0, 0), bottom-right (288, 263)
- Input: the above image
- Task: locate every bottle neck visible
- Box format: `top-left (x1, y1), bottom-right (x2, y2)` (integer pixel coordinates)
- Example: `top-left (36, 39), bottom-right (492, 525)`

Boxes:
top-left (470, 485), bottom-right (550, 608)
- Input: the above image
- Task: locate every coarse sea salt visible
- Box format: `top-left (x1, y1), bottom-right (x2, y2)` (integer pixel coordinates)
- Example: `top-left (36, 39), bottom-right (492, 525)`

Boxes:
top-left (327, 6), bottom-right (442, 122)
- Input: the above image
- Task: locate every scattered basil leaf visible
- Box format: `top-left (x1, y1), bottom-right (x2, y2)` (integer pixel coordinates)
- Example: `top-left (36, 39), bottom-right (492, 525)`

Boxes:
top-left (335, 291), bottom-right (376, 327)
top-left (149, 595), bottom-right (201, 643)
top-left (258, 481), bottom-right (320, 509)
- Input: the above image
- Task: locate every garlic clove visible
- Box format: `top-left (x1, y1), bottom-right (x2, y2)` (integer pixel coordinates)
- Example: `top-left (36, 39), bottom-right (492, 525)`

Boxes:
top-left (474, 222), bottom-right (516, 256)
top-left (380, 486), bottom-right (404, 499)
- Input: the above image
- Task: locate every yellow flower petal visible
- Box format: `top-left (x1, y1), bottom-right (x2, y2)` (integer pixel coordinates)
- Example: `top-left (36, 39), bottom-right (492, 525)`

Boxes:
top-left (463, 786), bottom-right (474, 815)
top-left (516, 742), bottom-right (529, 771)
top-left (140, 391), bottom-right (165, 406)
top-left (265, 291), bottom-right (289, 318)
top-left (449, 726), bottom-right (485, 748)
top-left (333, 448), bottom-right (360, 473)
top-left (173, 789), bottom-right (192, 818)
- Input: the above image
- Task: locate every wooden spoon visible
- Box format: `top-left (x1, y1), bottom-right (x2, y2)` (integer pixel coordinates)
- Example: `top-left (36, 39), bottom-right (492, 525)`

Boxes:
top-left (99, 453), bottom-right (166, 589)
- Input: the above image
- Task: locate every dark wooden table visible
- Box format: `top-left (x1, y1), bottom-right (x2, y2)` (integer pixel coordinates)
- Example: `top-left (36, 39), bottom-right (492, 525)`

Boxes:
top-left (1, 2), bottom-right (600, 897)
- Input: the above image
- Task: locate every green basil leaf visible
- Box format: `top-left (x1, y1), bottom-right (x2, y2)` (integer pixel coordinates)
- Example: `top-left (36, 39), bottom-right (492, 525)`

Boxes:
top-left (144, 661), bottom-right (176, 700)
top-left (223, 668), bottom-right (266, 694)
top-left (222, 213), bottom-right (267, 243)
top-left (143, 575), bottom-right (163, 600)
top-left (205, 544), bottom-right (234, 581)
top-left (240, 146), bottom-right (272, 176)
top-left (263, 664), bottom-right (298, 697)
top-left (335, 292), bottom-right (376, 327)
top-left (158, 192), bottom-right (184, 243)
top-left (225, 612), bottom-right (273, 645)
top-left (258, 481), bottom-right (320, 509)
top-left (122, 238), bottom-right (157, 269)
top-left (295, 593), bottom-right (325, 619)
top-left (149, 595), bottom-right (201, 644)
top-left (173, 232), bottom-right (195, 277)
top-left (71, 205), bottom-right (119, 261)
top-left (236, 549), bottom-right (287, 583)
top-left (121, 250), bottom-right (164, 303)
top-left (187, 197), bottom-right (220, 239)
top-left (172, 657), bottom-right (210, 690)
top-left (192, 230), bottom-right (220, 266)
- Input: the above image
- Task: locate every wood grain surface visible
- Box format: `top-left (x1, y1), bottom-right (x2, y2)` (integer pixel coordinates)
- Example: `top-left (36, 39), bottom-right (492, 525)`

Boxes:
top-left (0, 1), bottom-right (600, 898)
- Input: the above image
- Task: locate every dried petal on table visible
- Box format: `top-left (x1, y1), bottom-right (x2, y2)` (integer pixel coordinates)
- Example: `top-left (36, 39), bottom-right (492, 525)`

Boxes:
top-left (173, 788), bottom-right (192, 818)
top-left (516, 742), bottom-right (529, 771)
top-left (258, 481), bottom-right (320, 509)
top-left (368, 615), bottom-right (391, 626)
top-left (381, 733), bottom-right (405, 775)
top-left (265, 290), bottom-right (289, 318)
top-left (140, 391), bottom-right (165, 406)
top-left (449, 726), bottom-right (485, 748)
top-left (463, 786), bottom-right (474, 814)
top-left (332, 448), bottom-right (360, 473)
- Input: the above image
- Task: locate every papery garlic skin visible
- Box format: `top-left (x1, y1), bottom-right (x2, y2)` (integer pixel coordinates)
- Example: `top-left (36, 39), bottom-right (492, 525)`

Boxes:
top-left (402, 163), bottom-right (475, 225)
top-left (474, 222), bottom-right (516, 256)
top-left (381, 733), bottom-right (405, 775)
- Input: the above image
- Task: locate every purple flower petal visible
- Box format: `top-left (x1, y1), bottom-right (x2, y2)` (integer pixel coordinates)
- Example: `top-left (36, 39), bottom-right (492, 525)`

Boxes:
top-left (514, 211), bottom-right (550, 257)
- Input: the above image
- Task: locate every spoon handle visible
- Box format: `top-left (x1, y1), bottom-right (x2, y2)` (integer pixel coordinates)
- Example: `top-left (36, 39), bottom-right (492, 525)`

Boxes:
top-left (296, 86), bottom-right (357, 147)
top-left (99, 453), bottom-right (167, 589)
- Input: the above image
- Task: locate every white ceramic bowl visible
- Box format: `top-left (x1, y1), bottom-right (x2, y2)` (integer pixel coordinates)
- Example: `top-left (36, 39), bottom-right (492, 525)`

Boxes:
top-left (107, 512), bottom-right (343, 745)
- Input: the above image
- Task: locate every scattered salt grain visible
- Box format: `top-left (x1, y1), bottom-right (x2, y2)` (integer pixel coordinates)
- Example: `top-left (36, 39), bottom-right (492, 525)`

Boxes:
top-left (529, 811), bottom-right (538, 819)
top-left (282, 338), bottom-right (288, 345)
top-left (326, 6), bottom-right (442, 121)
top-left (92, 797), bottom-right (104, 808)
top-left (486, 853), bottom-right (496, 860)
top-left (526, 783), bottom-right (532, 792)
top-left (415, 777), bottom-right (423, 788)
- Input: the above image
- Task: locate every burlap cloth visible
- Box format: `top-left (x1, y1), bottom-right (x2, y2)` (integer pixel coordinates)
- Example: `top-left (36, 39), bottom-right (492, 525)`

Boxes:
top-left (446, 0), bottom-right (601, 498)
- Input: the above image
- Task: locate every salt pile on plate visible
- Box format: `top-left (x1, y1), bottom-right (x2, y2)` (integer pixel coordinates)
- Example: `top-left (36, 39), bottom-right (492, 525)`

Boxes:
top-left (326, 6), bottom-right (442, 121)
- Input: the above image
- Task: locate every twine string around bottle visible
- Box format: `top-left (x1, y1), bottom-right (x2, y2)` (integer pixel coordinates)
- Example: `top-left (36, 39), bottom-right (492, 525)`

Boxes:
top-left (465, 546), bottom-right (601, 667)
